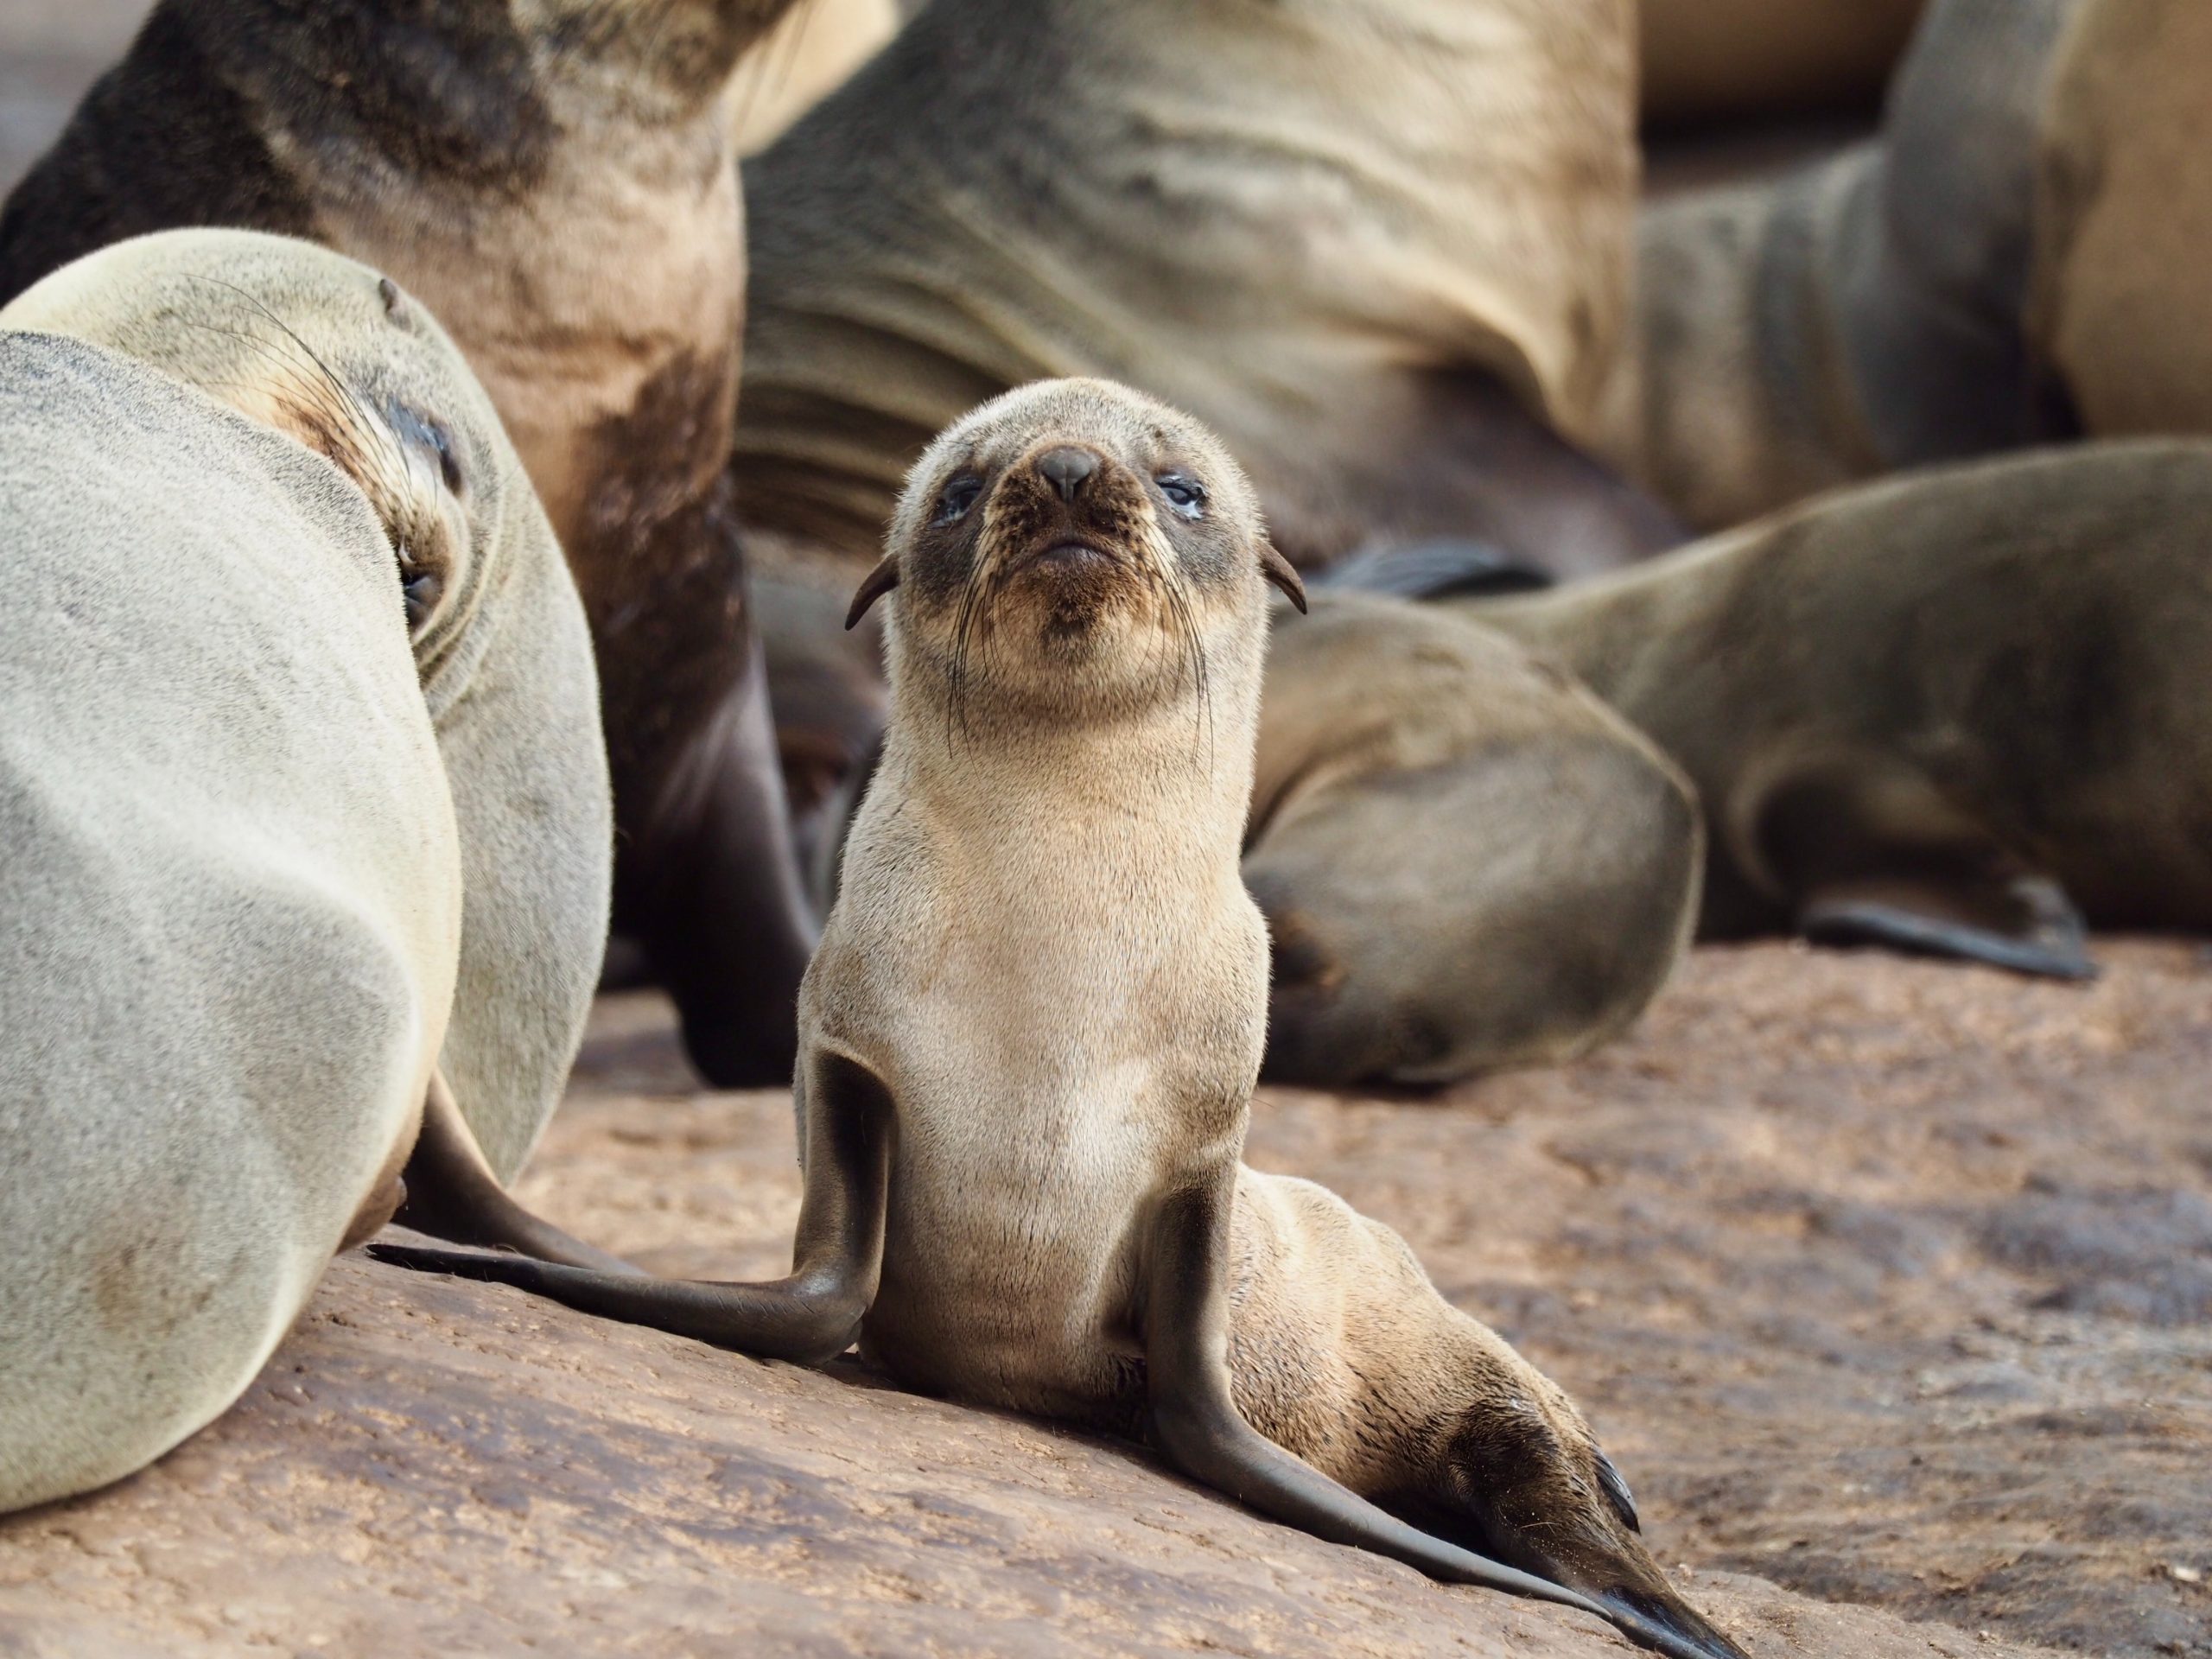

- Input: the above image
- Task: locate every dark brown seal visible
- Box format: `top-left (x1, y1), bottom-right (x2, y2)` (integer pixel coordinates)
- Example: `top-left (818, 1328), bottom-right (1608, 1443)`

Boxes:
top-left (1459, 441), bottom-right (2212, 976)
top-left (0, 0), bottom-right (818, 1084)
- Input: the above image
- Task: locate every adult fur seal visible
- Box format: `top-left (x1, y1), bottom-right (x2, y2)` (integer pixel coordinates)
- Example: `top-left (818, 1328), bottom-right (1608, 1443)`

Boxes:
top-left (2031, 0), bottom-right (2212, 438)
top-left (1610, 0), bottom-right (2082, 531)
top-left (0, 0), bottom-right (819, 1086)
top-left (737, 0), bottom-right (1682, 580)
top-left (0, 228), bottom-right (617, 1512)
top-left (375, 379), bottom-right (1742, 1659)
top-left (1450, 441), bottom-right (2212, 975)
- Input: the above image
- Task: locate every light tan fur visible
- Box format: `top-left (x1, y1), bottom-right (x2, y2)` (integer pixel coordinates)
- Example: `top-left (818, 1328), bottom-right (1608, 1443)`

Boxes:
top-left (2031, 0), bottom-right (2212, 436)
top-left (0, 229), bottom-right (609, 1511)
top-left (805, 378), bottom-right (1702, 1625)
top-left (738, 0), bottom-right (1637, 568)
top-left (727, 0), bottom-right (900, 155)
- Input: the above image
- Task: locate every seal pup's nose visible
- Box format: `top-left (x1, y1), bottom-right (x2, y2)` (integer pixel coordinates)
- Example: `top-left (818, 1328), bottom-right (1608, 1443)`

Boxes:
top-left (1035, 446), bottom-right (1099, 502)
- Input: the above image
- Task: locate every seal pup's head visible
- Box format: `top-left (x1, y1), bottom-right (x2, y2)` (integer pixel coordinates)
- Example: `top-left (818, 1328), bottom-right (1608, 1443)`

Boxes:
top-left (0, 228), bottom-right (613, 1179)
top-left (849, 377), bottom-right (1305, 732)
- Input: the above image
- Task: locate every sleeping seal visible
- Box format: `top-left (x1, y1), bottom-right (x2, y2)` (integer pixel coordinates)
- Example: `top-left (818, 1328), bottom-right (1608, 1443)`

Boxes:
top-left (375, 378), bottom-right (1742, 1659)
top-left (1455, 441), bottom-right (2212, 975)
top-left (0, 0), bottom-right (819, 1087)
top-left (0, 227), bottom-right (613, 1512)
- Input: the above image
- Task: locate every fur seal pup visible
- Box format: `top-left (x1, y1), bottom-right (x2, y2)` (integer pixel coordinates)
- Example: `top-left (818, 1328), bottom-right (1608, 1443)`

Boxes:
top-left (0, 227), bottom-right (617, 1512)
top-left (374, 379), bottom-right (1742, 1659)
top-left (1611, 0), bottom-right (2082, 531)
top-left (737, 0), bottom-right (1682, 581)
top-left (0, 0), bottom-right (819, 1087)
top-left (1446, 440), bottom-right (2212, 974)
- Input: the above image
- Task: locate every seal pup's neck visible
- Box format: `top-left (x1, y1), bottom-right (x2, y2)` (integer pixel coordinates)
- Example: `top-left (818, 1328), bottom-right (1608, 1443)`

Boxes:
top-left (878, 631), bottom-right (1264, 894)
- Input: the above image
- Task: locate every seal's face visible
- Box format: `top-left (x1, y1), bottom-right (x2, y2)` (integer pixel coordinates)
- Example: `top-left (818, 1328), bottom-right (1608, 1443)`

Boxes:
top-left (855, 378), bottom-right (1303, 717)
top-left (0, 231), bottom-right (523, 684)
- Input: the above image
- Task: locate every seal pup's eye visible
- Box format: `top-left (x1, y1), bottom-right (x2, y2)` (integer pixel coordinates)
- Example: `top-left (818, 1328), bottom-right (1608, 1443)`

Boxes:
top-left (1156, 473), bottom-right (1208, 519)
top-left (932, 474), bottom-right (982, 526)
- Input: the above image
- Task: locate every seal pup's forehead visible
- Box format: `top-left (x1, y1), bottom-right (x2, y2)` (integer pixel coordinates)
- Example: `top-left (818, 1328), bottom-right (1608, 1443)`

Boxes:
top-left (914, 378), bottom-right (1253, 495)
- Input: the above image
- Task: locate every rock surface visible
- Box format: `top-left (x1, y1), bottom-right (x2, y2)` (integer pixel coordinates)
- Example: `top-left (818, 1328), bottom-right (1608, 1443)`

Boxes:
top-left (7, 943), bottom-right (2209, 1656)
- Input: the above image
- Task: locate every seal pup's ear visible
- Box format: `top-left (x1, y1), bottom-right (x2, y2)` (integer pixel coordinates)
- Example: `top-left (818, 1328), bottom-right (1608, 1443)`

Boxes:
top-left (845, 555), bottom-right (900, 629)
top-left (1261, 542), bottom-right (1307, 613)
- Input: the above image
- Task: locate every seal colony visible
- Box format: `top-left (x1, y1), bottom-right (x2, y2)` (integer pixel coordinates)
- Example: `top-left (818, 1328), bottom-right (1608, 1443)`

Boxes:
top-left (0, 228), bottom-right (619, 1512)
top-left (374, 379), bottom-right (1743, 1659)
top-left (0, 0), bottom-right (822, 1092)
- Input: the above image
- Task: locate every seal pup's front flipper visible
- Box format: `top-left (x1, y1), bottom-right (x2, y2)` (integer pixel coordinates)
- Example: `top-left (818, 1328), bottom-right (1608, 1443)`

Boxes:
top-left (370, 1050), bottom-right (893, 1366)
top-left (1137, 1178), bottom-right (1747, 1659)
top-left (387, 1071), bottom-right (642, 1275)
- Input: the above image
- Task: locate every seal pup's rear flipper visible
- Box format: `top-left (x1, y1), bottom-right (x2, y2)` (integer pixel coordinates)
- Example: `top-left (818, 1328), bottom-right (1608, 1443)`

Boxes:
top-left (372, 1051), bottom-right (893, 1366)
top-left (1138, 1179), bottom-right (1748, 1659)
top-left (388, 1071), bottom-right (643, 1275)
top-left (1800, 874), bottom-right (2098, 980)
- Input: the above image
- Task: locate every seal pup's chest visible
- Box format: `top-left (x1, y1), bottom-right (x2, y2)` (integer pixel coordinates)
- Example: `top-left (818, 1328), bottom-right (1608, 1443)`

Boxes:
top-left (831, 814), bottom-right (1263, 1419)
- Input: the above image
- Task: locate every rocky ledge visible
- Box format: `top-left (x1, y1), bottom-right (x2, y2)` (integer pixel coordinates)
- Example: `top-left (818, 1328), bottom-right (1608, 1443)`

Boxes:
top-left (4, 942), bottom-right (2208, 1657)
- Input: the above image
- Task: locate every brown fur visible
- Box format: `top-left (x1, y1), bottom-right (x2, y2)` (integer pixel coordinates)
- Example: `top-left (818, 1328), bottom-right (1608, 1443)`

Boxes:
top-left (1466, 441), bottom-right (2212, 951)
top-left (2031, 0), bottom-right (2212, 436)
top-left (737, 0), bottom-right (1672, 579)
top-left (1640, 0), bottom-right (1927, 126)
